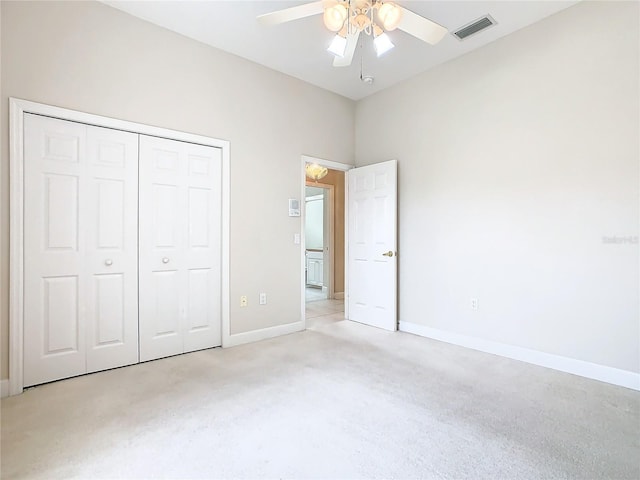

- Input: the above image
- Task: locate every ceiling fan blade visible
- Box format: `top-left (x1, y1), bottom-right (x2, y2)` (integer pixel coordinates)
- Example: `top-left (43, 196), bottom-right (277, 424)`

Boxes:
top-left (257, 1), bottom-right (325, 26)
top-left (333, 30), bottom-right (360, 67)
top-left (397, 6), bottom-right (448, 45)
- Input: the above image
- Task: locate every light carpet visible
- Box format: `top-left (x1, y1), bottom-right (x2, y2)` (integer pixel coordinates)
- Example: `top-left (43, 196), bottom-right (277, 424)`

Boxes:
top-left (1, 315), bottom-right (638, 479)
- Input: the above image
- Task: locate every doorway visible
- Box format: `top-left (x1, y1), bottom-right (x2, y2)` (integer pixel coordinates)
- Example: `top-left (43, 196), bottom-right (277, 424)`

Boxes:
top-left (302, 156), bottom-right (350, 328)
top-left (300, 156), bottom-right (399, 332)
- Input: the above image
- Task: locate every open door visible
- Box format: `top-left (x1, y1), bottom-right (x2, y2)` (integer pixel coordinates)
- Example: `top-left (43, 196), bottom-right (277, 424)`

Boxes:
top-left (347, 160), bottom-right (397, 331)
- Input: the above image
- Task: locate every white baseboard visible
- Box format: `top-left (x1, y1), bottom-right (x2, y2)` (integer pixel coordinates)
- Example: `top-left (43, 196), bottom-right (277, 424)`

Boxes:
top-left (334, 292), bottom-right (344, 300)
top-left (1, 379), bottom-right (9, 398)
top-left (225, 321), bottom-right (304, 348)
top-left (399, 322), bottom-right (640, 391)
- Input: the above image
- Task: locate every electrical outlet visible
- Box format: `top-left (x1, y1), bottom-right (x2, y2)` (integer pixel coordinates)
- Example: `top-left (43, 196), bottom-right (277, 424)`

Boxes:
top-left (470, 298), bottom-right (479, 311)
top-left (240, 295), bottom-right (248, 307)
top-left (259, 293), bottom-right (267, 305)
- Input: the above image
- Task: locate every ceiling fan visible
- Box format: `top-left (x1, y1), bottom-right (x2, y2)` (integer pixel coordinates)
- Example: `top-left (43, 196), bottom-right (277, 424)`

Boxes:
top-left (257, 0), bottom-right (448, 67)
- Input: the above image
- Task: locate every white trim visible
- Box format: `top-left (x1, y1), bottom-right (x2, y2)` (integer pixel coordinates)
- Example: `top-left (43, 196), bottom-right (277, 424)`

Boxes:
top-left (11, 98), bottom-right (227, 147)
top-left (9, 98), bottom-right (231, 396)
top-left (225, 321), bottom-right (304, 348)
top-left (399, 322), bottom-right (640, 391)
top-left (343, 170), bottom-right (349, 319)
top-left (300, 160), bottom-right (307, 328)
top-left (9, 100), bottom-right (25, 397)
top-left (301, 155), bottom-right (352, 172)
top-left (1, 380), bottom-right (9, 398)
top-left (221, 143), bottom-right (231, 350)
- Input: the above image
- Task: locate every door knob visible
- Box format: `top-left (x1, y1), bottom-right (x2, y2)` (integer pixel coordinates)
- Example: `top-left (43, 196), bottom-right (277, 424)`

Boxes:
top-left (162, 257), bottom-right (170, 264)
top-left (104, 259), bottom-right (113, 266)
top-left (382, 251), bottom-right (395, 257)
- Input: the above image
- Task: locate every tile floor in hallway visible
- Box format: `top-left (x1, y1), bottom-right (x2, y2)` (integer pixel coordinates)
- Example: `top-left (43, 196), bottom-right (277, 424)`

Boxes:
top-left (305, 294), bottom-right (344, 328)
top-left (304, 286), bottom-right (326, 302)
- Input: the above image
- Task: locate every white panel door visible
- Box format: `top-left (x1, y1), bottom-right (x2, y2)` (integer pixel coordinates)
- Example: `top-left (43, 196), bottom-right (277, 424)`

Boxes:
top-left (139, 136), bottom-right (222, 362)
top-left (24, 115), bottom-right (87, 386)
top-left (85, 126), bottom-right (139, 373)
top-left (23, 115), bottom-right (139, 386)
top-left (347, 160), bottom-right (397, 331)
top-left (183, 143), bottom-right (222, 353)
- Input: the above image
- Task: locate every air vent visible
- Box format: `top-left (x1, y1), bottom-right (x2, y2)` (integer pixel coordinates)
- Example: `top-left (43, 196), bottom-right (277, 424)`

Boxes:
top-left (453, 15), bottom-right (496, 40)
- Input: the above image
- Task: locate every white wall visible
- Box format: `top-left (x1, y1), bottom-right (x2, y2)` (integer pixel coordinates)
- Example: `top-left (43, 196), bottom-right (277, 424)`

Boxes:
top-left (356, 1), bottom-right (639, 373)
top-left (0, 0), bottom-right (355, 379)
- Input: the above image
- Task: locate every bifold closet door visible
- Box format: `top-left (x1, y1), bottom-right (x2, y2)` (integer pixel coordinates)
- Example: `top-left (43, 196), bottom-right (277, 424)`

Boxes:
top-left (23, 114), bottom-right (139, 387)
top-left (139, 135), bottom-right (222, 362)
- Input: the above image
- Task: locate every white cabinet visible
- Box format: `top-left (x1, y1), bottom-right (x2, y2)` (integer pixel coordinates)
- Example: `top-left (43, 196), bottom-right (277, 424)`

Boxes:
top-left (22, 114), bottom-right (222, 387)
top-left (306, 251), bottom-right (324, 287)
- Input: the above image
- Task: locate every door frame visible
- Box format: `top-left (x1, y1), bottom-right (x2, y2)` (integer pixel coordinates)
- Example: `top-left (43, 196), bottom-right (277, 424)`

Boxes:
top-left (9, 98), bottom-right (231, 396)
top-left (300, 155), bottom-right (353, 328)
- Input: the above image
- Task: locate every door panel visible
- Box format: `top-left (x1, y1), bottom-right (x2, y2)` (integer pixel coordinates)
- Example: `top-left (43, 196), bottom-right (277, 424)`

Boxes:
top-left (95, 179), bottom-right (124, 249)
top-left (187, 268), bottom-right (212, 331)
top-left (85, 125), bottom-right (139, 373)
top-left (347, 160), bottom-right (397, 331)
top-left (44, 174), bottom-right (79, 250)
top-left (139, 137), bottom-right (185, 361)
top-left (139, 136), bottom-right (222, 360)
top-left (43, 275), bottom-right (80, 354)
top-left (24, 115), bottom-right (139, 386)
top-left (24, 115), bottom-right (87, 386)
top-left (93, 273), bottom-right (125, 346)
top-left (184, 143), bottom-right (222, 352)
top-left (153, 184), bottom-right (180, 248)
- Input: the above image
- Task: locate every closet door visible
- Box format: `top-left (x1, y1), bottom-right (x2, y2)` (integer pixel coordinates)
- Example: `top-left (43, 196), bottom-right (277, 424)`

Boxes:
top-left (139, 136), bottom-right (222, 362)
top-left (85, 126), bottom-right (139, 373)
top-left (23, 115), bottom-right (139, 386)
top-left (24, 115), bottom-right (88, 387)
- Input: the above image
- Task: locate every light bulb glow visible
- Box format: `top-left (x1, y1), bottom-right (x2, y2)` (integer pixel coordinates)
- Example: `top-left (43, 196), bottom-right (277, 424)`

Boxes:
top-left (305, 163), bottom-right (329, 181)
top-left (323, 2), bottom-right (347, 32)
top-left (327, 34), bottom-right (347, 57)
top-left (378, 2), bottom-right (402, 31)
top-left (374, 32), bottom-right (394, 56)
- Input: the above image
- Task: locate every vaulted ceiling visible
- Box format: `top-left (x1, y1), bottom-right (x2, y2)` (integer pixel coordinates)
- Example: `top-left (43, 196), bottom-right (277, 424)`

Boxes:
top-left (104, 1), bottom-right (579, 100)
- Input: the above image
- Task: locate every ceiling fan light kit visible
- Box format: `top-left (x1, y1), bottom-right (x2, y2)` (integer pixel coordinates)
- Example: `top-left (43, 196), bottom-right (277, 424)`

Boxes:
top-left (373, 31), bottom-right (394, 57)
top-left (257, 0), bottom-right (449, 68)
top-left (323, 1), bottom-right (348, 31)
top-left (377, 1), bottom-right (402, 31)
top-left (305, 163), bottom-right (329, 181)
top-left (328, 34), bottom-right (348, 57)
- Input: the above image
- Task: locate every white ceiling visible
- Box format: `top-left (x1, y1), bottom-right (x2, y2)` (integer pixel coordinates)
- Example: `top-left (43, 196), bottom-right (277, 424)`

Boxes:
top-left (104, 1), bottom-right (579, 100)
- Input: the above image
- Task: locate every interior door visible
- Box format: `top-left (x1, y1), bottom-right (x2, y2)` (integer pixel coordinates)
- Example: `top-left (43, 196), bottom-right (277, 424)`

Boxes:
top-left (24, 115), bottom-right (88, 386)
top-left (183, 143), bottom-right (222, 353)
top-left (23, 114), bottom-right (139, 387)
top-left (347, 160), bottom-right (397, 331)
top-left (139, 136), bottom-right (222, 362)
top-left (85, 125), bottom-right (139, 373)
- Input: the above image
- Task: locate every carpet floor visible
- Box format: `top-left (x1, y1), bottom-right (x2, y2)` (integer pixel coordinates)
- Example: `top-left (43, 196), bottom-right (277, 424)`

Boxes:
top-left (1, 315), bottom-right (638, 479)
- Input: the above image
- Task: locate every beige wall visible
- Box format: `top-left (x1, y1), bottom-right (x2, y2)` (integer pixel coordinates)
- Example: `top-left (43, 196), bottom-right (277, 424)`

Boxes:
top-left (356, 1), bottom-right (639, 373)
top-left (307, 169), bottom-right (345, 294)
top-left (2, 0), bottom-right (637, 382)
top-left (0, 1), bottom-right (356, 379)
